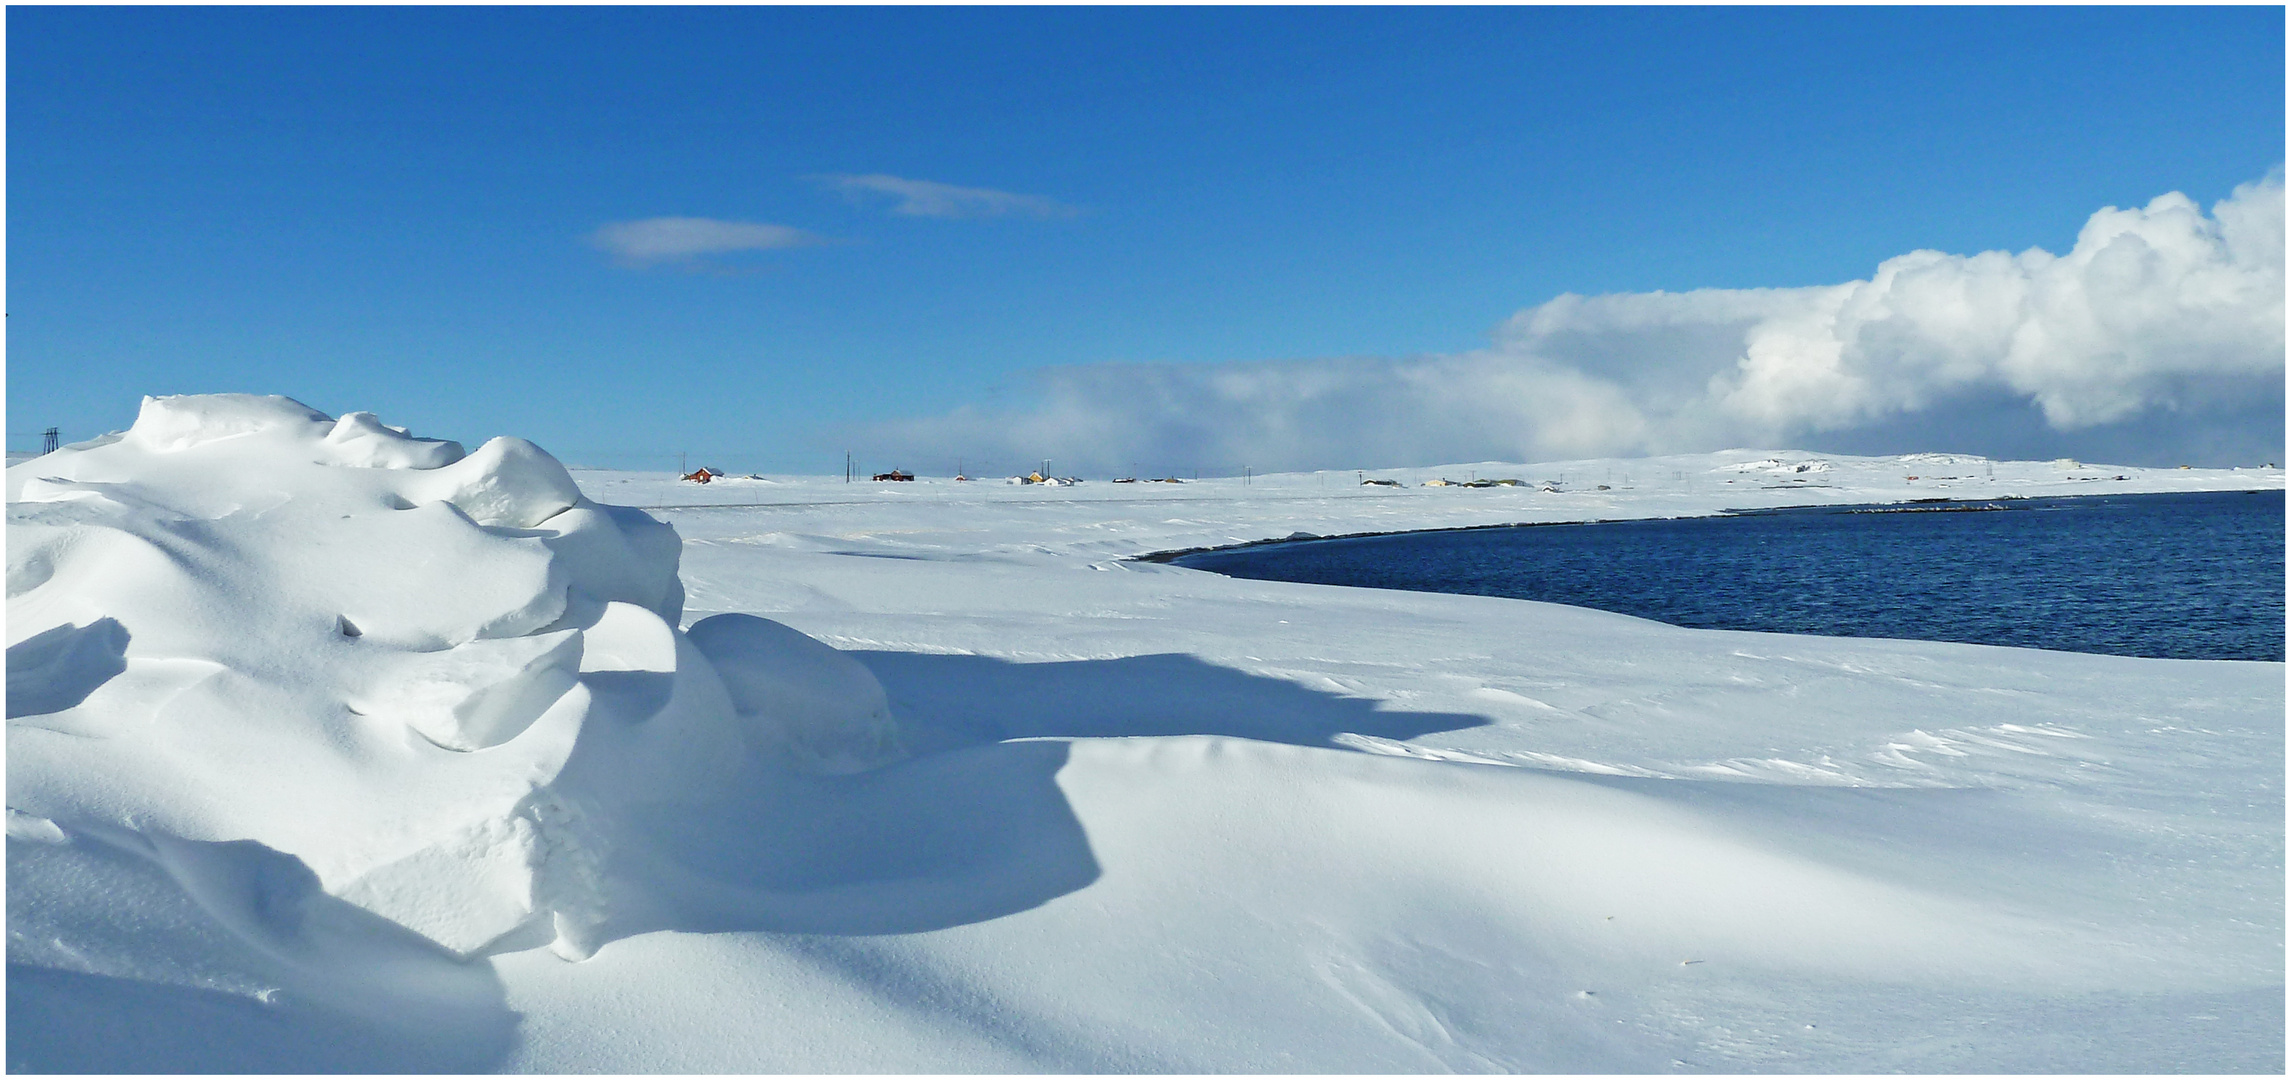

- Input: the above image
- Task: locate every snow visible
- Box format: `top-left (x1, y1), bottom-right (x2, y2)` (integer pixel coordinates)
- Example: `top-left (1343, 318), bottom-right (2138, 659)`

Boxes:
top-left (8, 395), bottom-right (2283, 1072)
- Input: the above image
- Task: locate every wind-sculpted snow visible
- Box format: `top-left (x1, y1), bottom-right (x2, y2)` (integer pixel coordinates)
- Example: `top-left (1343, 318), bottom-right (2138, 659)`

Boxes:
top-left (7, 400), bottom-right (2280, 1072)
top-left (6, 395), bottom-right (906, 987)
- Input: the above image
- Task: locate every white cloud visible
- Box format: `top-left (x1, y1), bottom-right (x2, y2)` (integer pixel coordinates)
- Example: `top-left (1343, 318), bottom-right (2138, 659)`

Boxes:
top-left (818, 174), bottom-right (1079, 219)
top-left (589, 217), bottom-right (823, 265)
top-left (1695, 173), bottom-right (2285, 436)
top-left (861, 173), bottom-right (2284, 471)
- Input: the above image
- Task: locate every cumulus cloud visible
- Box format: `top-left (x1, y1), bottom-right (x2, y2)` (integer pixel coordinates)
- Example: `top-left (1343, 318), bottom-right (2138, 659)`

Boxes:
top-left (590, 217), bottom-right (823, 265)
top-left (861, 173), bottom-right (2284, 470)
top-left (817, 173), bottom-right (1079, 219)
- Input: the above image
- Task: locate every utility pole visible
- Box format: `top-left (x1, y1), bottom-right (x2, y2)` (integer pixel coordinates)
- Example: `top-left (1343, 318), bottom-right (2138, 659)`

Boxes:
top-left (41, 428), bottom-right (59, 455)
top-left (678, 451), bottom-right (687, 476)
top-left (846, 452), bottom-right (852, 483)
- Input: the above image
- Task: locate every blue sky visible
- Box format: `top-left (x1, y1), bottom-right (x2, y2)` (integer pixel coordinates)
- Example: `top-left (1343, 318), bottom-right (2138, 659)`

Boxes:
top-left (9, 7), bottom-right (2283, 473)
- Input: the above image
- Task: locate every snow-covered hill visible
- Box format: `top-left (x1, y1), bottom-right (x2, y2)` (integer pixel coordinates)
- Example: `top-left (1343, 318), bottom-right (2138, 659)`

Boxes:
top-left (8, 396), bottom-right (2282, 1072)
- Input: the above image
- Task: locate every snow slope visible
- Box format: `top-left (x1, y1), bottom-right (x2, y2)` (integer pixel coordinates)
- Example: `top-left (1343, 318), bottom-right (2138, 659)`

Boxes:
top-left (8, 397), bottom-right (2282, 1072)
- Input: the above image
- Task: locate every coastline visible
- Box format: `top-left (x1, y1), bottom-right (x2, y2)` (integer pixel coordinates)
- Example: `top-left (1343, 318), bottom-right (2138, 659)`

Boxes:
top-left (12, 427), bottom-right (2280, 1072)
top-left (1135, 486), bottom-right (2286, 562)
top-left (576, 449), bottom-right (2284, 572)
top-left (569, 447), bottom-right (2281, 1070)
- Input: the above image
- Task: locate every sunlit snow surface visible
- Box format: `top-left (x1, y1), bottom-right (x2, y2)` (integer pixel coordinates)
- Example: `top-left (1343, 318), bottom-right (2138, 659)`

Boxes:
top-left (8, 398), bottom-right (2283, 1072)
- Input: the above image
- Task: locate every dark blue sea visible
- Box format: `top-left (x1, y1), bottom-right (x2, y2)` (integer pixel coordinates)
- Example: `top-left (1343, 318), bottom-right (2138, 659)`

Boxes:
top-left (1173, 490), bottom-right (2286, 661)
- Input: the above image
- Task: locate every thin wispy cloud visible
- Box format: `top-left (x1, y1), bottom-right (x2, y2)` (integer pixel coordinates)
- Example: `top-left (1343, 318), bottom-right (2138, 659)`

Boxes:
top-left (817, 173), bottom-right (1080, 219)
top-left (861, 172), bottom-right (2285, 471)
top-left (589, 216), bottom-right (824, 266)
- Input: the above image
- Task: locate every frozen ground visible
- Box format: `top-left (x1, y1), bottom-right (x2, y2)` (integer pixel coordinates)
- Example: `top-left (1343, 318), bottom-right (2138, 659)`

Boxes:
top-left (8, 396), bottom-right (2283, 1072)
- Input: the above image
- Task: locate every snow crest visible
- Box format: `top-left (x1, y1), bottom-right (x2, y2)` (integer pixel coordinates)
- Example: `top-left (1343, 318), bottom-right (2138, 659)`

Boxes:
top-left (6, 394), bottom-right (905, 959)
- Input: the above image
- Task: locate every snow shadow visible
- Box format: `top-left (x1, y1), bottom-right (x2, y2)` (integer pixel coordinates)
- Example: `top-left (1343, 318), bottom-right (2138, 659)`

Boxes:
top-left (6, 827), bottom-right (518, 1073)
top-left (851, 650), bottom-right (1491, 753)
top-left (581, 668), bottom-right (675, 721)
top-left (7, 617), bottom-right (128, 719)
top-left (587, 651), bottom-right (1486, 948)
top-left (7, 964), bottom-right (512, 1074)
top-left (609, 739), bottom-right (1099, 940)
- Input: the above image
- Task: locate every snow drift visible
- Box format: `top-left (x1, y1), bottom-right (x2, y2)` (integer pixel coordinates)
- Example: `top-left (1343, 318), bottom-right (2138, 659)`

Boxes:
top-left (7, 395), bottom-right (903, 963)
top-left (8, 396), bottom-right (2279, 1072)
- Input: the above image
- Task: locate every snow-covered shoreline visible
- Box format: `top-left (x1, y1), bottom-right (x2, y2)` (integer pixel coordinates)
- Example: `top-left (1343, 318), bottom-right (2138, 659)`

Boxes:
top-left (569, 449), bottom-right (2280, 572)
top-left (10, 400), bottom-right (2282, 1072)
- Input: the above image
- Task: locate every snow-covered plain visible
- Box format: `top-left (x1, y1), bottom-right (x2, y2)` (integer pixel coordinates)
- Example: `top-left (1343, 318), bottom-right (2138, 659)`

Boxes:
top-left (8, 396), bottom-right (2283, 1072)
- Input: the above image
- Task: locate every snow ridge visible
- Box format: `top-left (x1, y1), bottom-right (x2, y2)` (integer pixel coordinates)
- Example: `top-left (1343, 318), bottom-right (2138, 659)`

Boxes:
top-left (7, 395), bottom-right (2280, 1072)
top-left (8, 395), bottom-right (904, 971)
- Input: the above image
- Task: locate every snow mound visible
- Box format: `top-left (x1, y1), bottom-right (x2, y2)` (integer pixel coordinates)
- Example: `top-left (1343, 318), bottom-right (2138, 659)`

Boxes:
top-left (7, 395), bottom-right (906, 961)
top-left (1896, 451), bottom-right (1987, 466)
top-left (687, 614), bottom-right (904, 774)
top-left (1719, 455), bottom-right (1832, 475)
